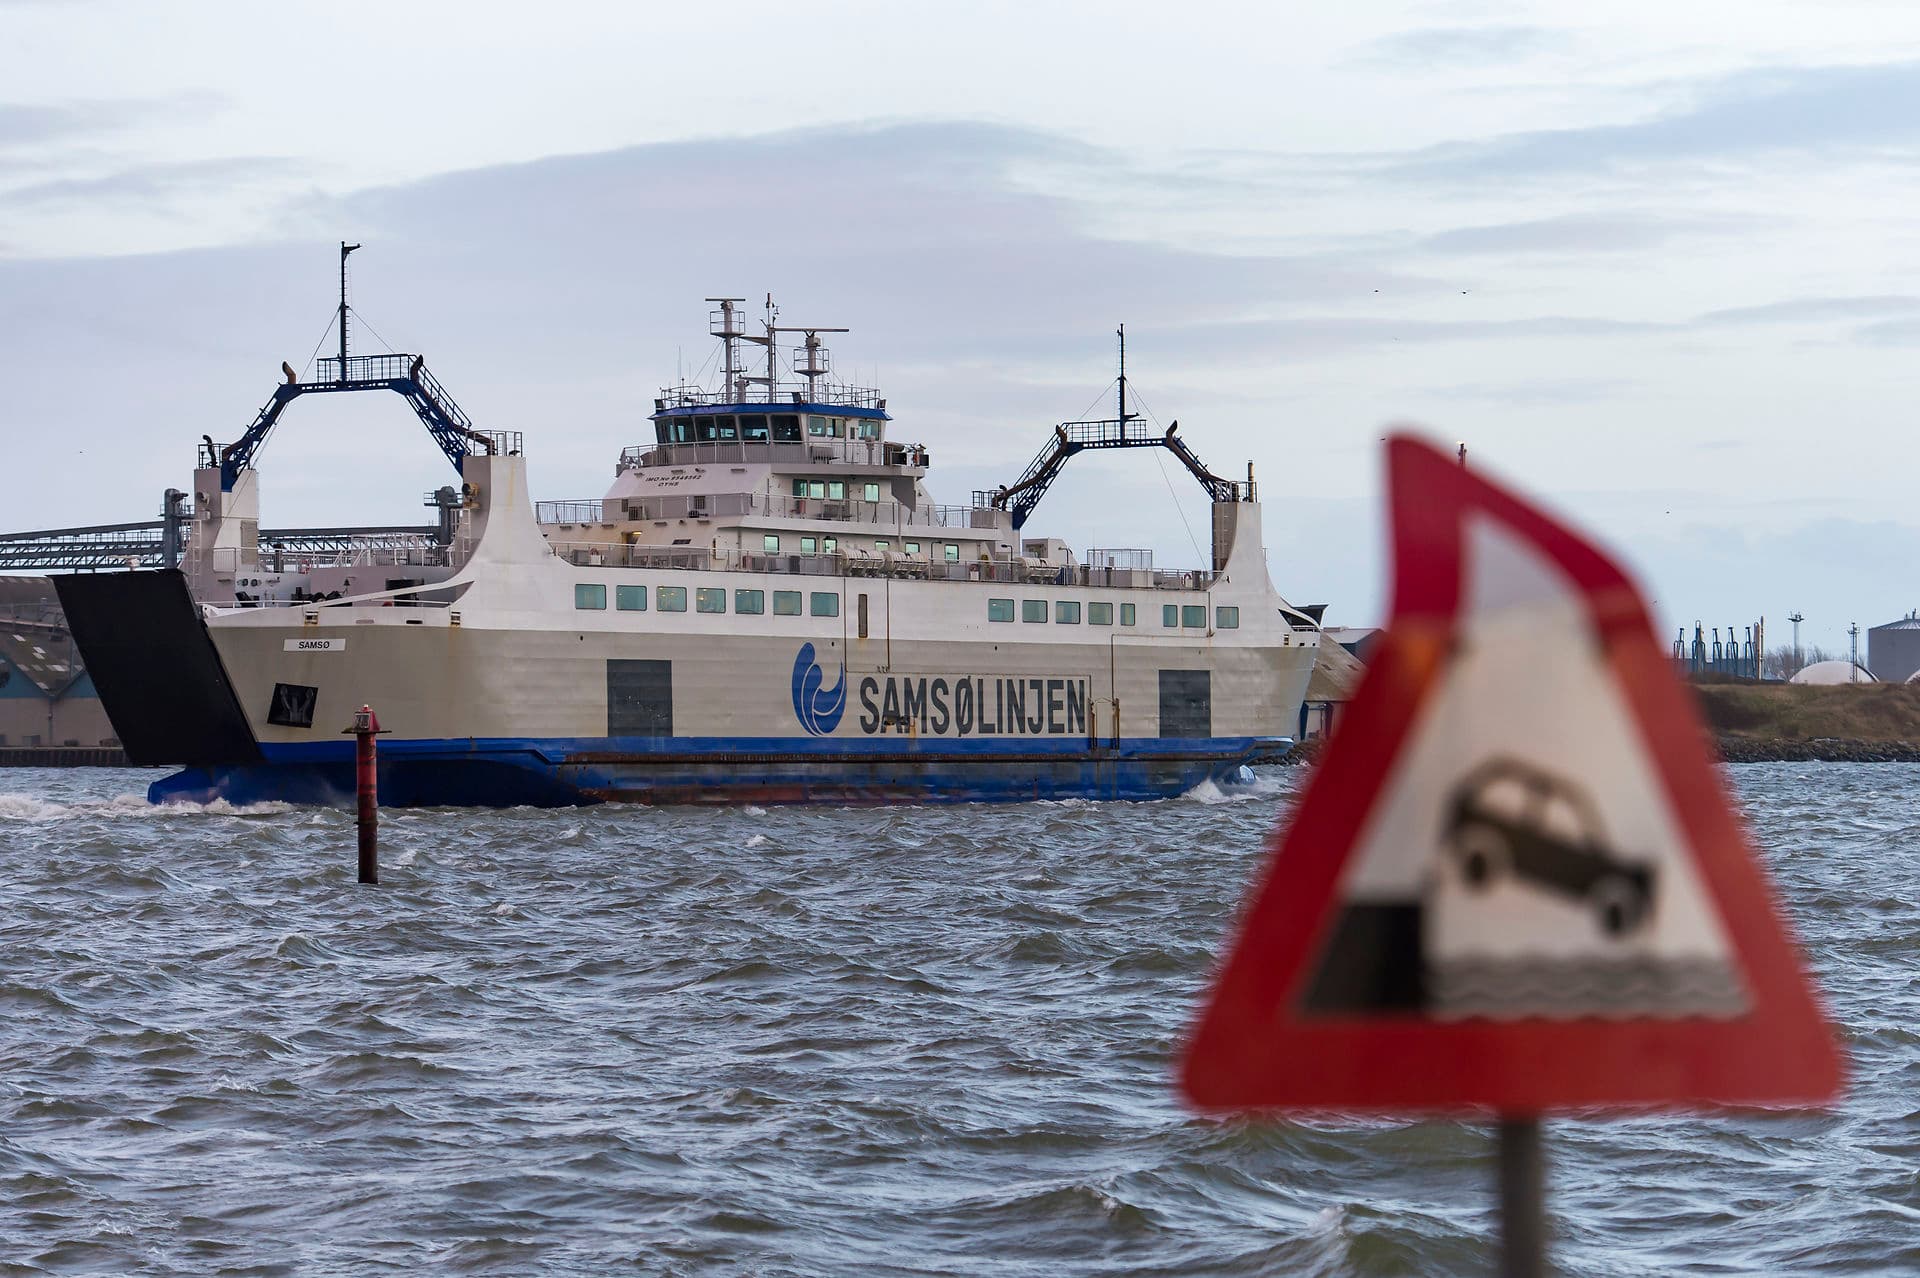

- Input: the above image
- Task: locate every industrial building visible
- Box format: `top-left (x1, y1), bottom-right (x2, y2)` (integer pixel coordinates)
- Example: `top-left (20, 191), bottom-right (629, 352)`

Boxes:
top-left (1869, 614), bottom-right (1920, 685)
top-left (0, 577), bottom-right (114, 747)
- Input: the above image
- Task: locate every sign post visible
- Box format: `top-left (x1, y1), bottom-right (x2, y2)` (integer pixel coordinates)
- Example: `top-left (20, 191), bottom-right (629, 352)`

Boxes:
top-left (1181, 436), bottom-right (1843, 1269)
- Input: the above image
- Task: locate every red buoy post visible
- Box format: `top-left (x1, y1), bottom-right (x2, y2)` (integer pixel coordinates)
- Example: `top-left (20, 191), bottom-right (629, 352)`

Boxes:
top-left (351, 704), bottom-right (380, 884)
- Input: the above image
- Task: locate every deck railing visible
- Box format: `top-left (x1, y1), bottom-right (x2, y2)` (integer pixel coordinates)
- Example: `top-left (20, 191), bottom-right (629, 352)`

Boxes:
top-left (541, 540), bottom-right (1216, 591)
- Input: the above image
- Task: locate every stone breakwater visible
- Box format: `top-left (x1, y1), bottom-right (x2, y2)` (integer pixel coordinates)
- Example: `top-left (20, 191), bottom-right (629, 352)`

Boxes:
top-left (1714, 737), bottom-right (1920, 764)
top-left (1279, 736), bottom-right (1920, 766)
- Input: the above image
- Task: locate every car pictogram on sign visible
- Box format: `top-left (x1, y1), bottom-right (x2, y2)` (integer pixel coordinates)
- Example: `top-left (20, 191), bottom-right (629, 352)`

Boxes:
top-left (1443, 757), bottom-right (1656, 937)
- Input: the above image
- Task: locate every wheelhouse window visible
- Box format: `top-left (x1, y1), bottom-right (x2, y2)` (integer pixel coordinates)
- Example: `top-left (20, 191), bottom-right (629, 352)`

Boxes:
top-left (1216, 606), bottom-right (1240, 629)
top-left (658, 586), bottom-right (688, 612)
top-left (1182, 605), bottom-right (1206, 628)
top-left (616, 585), bottom-right (646, 611)
top-left (763, 534), bottom-right (780, 553)
top-left (574, 583), bottom-right (606, 610)
top-left (740, 416), bottom-right (770, 441)
top-left (810, 592), bottom-right (840, 617)
top-left (736, 589), bottom-right (765, 615)
top-left (772, 414), bottom-right (802, 439)
top-left (713, 415), bottom-right (738, 440)
top-left (988, 598), bottom-right (1015, 622)
top-left (1089, 601), bottom-right (1113, 625)
top-left (1023, 599), bottom-right (1048, 623)
top-left (696, 588), bottom-right (726, 614)
top-left (1120, 603), bottom-right (1136, 626)
top-left (773, 590), bottom-right (802, 615)
top-left (1056, 601), bottom-right (1081, 624)
top-left (1162, 604), bottom-right (1179, 628)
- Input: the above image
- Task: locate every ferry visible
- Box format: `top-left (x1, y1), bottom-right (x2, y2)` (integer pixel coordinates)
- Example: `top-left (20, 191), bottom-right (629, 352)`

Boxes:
top-left (57, 288), bottom-right (1323, 806)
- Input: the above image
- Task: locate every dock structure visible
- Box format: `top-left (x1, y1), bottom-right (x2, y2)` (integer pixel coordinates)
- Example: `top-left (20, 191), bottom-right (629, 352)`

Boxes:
top-left (0, 519), bottom-right (446, 574)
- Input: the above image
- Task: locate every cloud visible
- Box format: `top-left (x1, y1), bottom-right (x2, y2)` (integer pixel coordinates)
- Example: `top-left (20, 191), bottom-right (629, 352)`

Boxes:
top-left (0, 156), bottom-right (293, 211)
top-left (1417, 377), bottom-right (1639, 406)
top-left (1420, 212), bottom-right (1742, 256)
top-left (1387, 61), bottom-right (1920, 182)
top-left (1696, 294), bottom-right (1920, 325)
top-left (0, 92), bottom-right (221, 151)
top-left (1355, 25), bottom-right (1569, 68)
top-left (1848, 316), bottom-right (1920, 345)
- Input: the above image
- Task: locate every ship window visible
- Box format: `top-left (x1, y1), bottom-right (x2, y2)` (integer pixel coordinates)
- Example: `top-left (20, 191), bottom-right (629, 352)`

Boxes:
top-left (864, 482), bottom-right (881, 502)
top-left (1216, 606), bottom-right (1240, 629)
top-left (791, 478), bottom-right (806, 497)
top-left (616, 585), bottom-right (646, 611)
top-left (575, 583), bottom-right (606, 610)
top-left (714, 415), bottom-right (738, 440)
top-left (655, 422), bottom-right (672, 445)
top-left (736, 589), bottom-right (764, 615)
top-left (1056, 601), bottom-right (1081, 624)
top-left (1089, 601), bottom-right (1113, 626)
top-left (694, 415), bottom-right (718, 441)
top-left (1121, 603), bottom-right (1136, 626)
top-left (904, 541), bottom-right (920, 555)
top-left (809, 416), bottom-right (829, 436)
top-left (669, 420), bottom-right (692, 443)
top-left (944, 543), bottom-right (959, 562)
top-left (860, 422), bottom-right (882, 439)
top-left (801, 537), bottom-right (817, 554)
top-left (828, 481), bottom-right (845, 500)
top-left (763, 534), bottom-right (780, 553)
top-left (988, 598), bottom-right (1015, 622)
top-left (741, 416), bottom-right (770, 441)
top-left (696, 587), bottom-right (726, 614)
top-left (773, 414), bottom-right (802, 439)
top-left (808, 481), bottom-right (827, 500)
top-left (875, 539), bottom-right (890, 551)
top-left (774, 590), bottom-right (802, 616)
top-left (658, 586), bottom-right (688, 612)
top-left (1163, 604), bottom-right (1179, 628)
top-left (809, 591), bottom-right (839, 617)
top-left (1023, 599), bottom-right (1047, 623)
top-left (823, 537), bottom-right (837, 553)
top-left (1182, 605), bottom-right (1206, 628)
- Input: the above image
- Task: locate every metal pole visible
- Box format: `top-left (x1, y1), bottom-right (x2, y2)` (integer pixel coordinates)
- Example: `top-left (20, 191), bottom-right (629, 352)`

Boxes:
top-left (1497, 1116), bottom-right (1546, 1278)
top-left (353, 703), bottom-right (378, 884)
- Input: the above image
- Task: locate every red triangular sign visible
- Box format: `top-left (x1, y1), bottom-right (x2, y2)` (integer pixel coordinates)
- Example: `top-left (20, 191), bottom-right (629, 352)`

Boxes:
top-left (1182, 436), bottom-right (1844, 1112)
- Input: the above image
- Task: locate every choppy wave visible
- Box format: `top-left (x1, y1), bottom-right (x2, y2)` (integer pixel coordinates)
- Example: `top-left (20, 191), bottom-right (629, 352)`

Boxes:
top-left (0, 762), bottom-right (1911, 1275)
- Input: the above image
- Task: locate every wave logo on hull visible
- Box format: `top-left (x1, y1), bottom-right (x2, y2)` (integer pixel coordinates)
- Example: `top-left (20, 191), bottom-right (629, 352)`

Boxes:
top-left (790, 643), bottom-right (848, 736)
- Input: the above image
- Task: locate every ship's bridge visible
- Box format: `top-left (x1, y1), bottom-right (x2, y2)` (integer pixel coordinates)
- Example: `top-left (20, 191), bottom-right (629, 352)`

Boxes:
top-left (647, 398), bottom-right (890, 447)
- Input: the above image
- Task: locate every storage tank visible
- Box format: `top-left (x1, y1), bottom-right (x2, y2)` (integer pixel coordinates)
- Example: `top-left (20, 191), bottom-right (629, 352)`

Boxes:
top-left (1868, 614), bottom-right (1920, 683)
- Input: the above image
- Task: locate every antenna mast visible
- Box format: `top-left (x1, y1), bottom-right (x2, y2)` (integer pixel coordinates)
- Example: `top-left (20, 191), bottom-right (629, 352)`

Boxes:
top-left (337, 240), bottom-right (360, 383)
top-left (1117, 324), bottom-right (1130, 430)
top-left (706, 298), bottom-right (745, 399)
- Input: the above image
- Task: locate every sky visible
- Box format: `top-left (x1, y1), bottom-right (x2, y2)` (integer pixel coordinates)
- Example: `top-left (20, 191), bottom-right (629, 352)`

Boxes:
top-left (6, 1), bottom-right (1920, 648)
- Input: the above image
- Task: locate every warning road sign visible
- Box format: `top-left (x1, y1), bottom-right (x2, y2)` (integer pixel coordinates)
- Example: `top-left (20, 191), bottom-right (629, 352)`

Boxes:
top-left (1181, 436), bottom-right (1843, 1112)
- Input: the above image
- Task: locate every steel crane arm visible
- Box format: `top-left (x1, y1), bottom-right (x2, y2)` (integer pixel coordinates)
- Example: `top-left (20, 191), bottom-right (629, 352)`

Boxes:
top-left (212, 355), bottom-right (492, 491)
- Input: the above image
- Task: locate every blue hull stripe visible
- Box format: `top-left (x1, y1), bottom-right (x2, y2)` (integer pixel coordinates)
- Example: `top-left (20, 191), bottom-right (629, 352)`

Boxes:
top-left (148, 734), bottom-right (1289, 808)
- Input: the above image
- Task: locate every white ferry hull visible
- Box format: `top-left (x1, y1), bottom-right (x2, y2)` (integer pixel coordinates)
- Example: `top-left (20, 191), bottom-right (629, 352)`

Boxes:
top-left (60, 432), bottom-right (1321, 808)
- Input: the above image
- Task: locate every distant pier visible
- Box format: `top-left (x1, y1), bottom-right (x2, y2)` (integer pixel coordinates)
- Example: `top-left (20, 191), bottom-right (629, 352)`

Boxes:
top-left (0, 746), bottom-right (129, 768)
